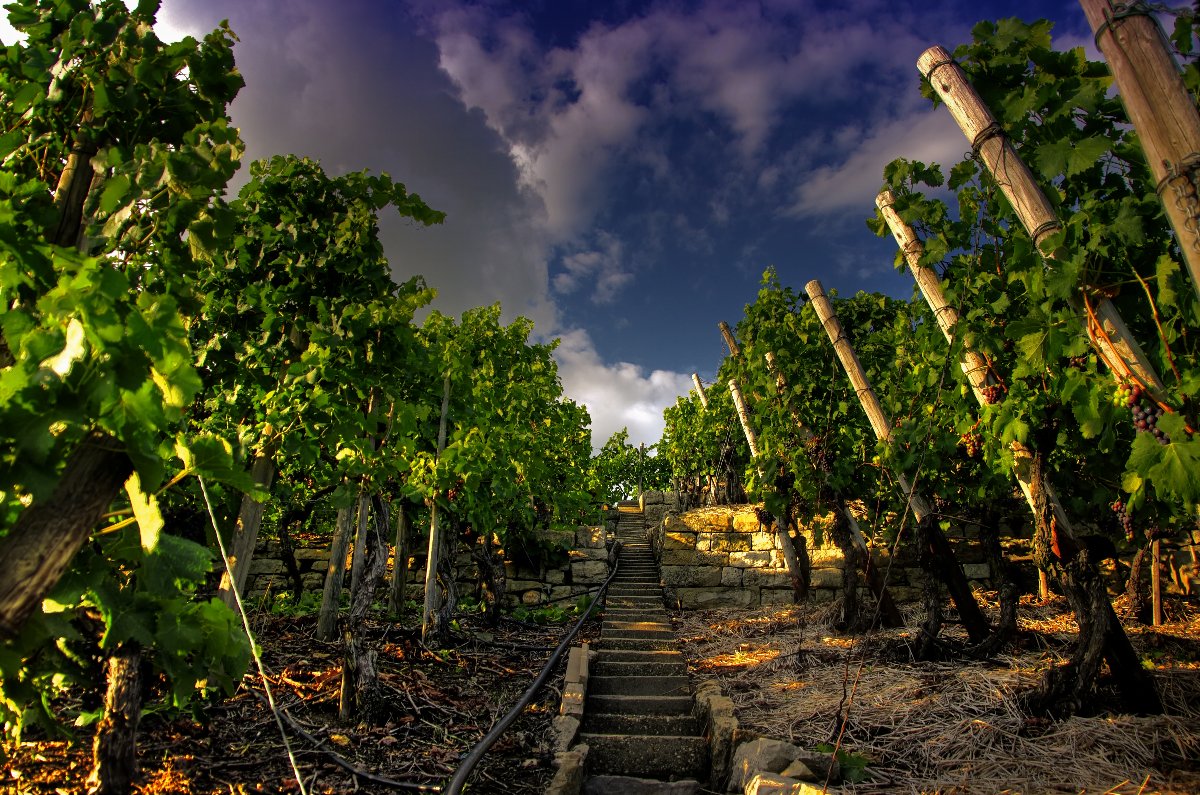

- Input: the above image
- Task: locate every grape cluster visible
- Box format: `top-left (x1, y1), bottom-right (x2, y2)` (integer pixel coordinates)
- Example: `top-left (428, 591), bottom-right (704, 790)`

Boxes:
top-left (980, 384), bottom-right (1003, 405)
top-left (959, 432), bottom-right (982, 458)
top-left (1116, 383), bottom-right (1171, 445)
top-left (1110, 499), bottom-right (1134, 542)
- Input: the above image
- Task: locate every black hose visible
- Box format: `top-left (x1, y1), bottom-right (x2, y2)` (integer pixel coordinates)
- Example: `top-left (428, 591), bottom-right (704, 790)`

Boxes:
top-left (444, 543), bottom-right (621, 795)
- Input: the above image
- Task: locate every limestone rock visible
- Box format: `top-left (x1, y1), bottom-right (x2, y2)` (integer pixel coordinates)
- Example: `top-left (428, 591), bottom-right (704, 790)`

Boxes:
top-left (677, 587), bottom-right (754, 609)
top-left (728, 738), bottom-right (804, 792)
top-left (743, 773), bottom-right (824, 795)
top-left (662, 565), bottom-right (722, 588)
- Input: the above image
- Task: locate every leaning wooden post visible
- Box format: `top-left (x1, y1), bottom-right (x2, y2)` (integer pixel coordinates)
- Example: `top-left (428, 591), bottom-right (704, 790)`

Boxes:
top-left (1080, 0), bottom-right (1200, 305)
top-left (918, 46), bottom-right (1167, 401)
top-left (728, 380), bottom-right (760, 458)
top-left (877, 189), bottom-right (1066, 598)
top-left (805, 279), bottom-right (990, 642)
top-left (421, 375), bottom-right (453, 645)
top-left (691, 372), bottom-right (709, 408)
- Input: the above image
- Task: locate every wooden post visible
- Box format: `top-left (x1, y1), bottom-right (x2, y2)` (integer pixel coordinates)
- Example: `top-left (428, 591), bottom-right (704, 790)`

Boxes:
top-left (316, 506), bottom-right (354, 642)
top-left (918, 46), bottom-right (1167, 400)
top-left (421, 375), bottom-right (452, 645)
top-left (1080, 0), bottom-right (1200, 306)
top-left (803, 281), bottom-right (932, 521)
top-left (388, 503), bottom-right (410, 617)
top-left (718, 321), bottom-right (741, 358)
top-left (1151, 538), bottom-right (1163, 626)
top-left (728, 380), bottom-right (760, 458)
top-left (691, 372), bottom-right (709, 408)
top-left (218, 443), bottom-right (278, 611)
top-left (805, 279), bottom-right (990, 642)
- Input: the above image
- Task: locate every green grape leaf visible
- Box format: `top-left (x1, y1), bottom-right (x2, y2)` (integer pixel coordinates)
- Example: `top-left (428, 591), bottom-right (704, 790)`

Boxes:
top-left (124, 471), bottom-right (163, 553)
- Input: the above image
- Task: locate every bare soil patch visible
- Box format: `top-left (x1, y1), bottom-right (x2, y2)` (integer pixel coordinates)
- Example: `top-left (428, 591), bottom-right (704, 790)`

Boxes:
top-left (5, 612), bottom-right (598, 794)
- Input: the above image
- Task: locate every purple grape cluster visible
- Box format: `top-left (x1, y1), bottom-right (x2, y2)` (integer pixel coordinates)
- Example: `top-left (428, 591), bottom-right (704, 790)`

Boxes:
top-left (981, 384), bottom-right (1003, 405)
top-left (1110, 499), bottom-right (1134, 542)
top-left (1129, 394), bottom-right (1170, 446)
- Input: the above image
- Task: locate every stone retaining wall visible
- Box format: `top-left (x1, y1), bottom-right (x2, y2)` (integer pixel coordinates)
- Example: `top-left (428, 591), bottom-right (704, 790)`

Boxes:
top-left (642, 491), bottom-right (991, 609)
top-left (243, 525), bottom-right (614, 608)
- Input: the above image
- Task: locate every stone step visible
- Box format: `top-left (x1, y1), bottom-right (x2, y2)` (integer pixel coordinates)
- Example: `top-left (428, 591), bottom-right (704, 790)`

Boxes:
top-left (585, 694), bottom-right (694, 715)
top-left (597, 637), bottom-right (675, 651)
top-left (604, 600), bottom-right (665, 611)
top-left (579, 733), bottom-right (708, 780)
top-left (582, 711), bottom-right (702, 737)
top-left (593, 659), bottom-right (688, 677)
top-left (589, 674), bottom-right (690, 697)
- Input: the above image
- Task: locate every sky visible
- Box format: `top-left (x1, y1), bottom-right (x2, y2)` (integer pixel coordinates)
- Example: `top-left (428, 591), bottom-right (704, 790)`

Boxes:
top-left (4, 0), bottom-right (1097, 449)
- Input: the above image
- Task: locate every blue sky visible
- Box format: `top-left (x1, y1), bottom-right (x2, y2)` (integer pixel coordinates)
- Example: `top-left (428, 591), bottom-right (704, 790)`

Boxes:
top-left (5, 0), bottom-right (1095, 448)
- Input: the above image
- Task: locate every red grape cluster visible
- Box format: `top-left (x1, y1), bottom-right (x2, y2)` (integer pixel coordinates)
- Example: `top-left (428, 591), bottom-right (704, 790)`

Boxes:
top-left (1110, 499), bottom-right (1134, 542)
top-left (1116, 383), bottom-right (1171, 445)
top-left (959, 432), bottom-right (982, 458)
top-left (980, 384), bottom-right (1003, 405)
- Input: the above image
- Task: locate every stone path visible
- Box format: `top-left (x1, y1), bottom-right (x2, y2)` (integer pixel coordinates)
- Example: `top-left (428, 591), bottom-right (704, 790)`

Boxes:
top-left (581, 503), bottom-right (708, 794)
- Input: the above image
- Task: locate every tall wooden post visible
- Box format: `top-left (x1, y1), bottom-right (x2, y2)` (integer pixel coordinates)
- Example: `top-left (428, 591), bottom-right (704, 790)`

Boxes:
top-left (805, 279), bottom-right (990, 642)
top-left (727, 380), bottom-right (760, 458)
top-left (918, 46), bottom-right (1167, 400)
top-left (1080, 0), bottom-right (1200, 306)
top-left (691, 372), bottom-right (709, 408)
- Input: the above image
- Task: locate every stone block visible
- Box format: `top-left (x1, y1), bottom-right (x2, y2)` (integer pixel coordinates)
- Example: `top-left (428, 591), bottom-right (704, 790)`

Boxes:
top-left (546, 745), bottom-right (587, 795)
top-left (508, 579), bottom-right (543, 593)
top-left (733, 511), bottom-right (762, 533)
top-left (809, 567), bottom-right (843, 589)
top-left (676, 587), bottom-right (754, 609)
top-left (550, 586), bottom-right (574, 602)
top-left (560, 682), bottom-right (585, 717)
top-left (293, 548), bottom-right (328, 561)
top-left (744, 773), bottom-right (824, 795)
top-left (661, 549), bottom-right (698, 566)
top-left (809, 588), bottom-right (836, 603)
top-left (551, 715), bottom-right (580, 754)
top-left (576, 525), bottom-right (606, 549)
top-left (683, 511), bottom-right (733, 532)
top-left (571, 560), bottom-right (609, 583)
top-left (710, 534), bottom-right (752, 553)
top-left (546, 569), bottom-right (566, 585)
top-left (643, 490), bottom-right (665, 505)
top-left (301, 573), bottom-right (324, 590)
top-left (697, 550), bottom-right (730, 567)
top-left (710, 714), bottom-right (738, 791)
top-left (808, 547), bottom-right (845, 566)
top-left (963, 563), bottom-right (990, 580)
top-left (664, 530), bottom-right (698, 550)
top-left (744, 570), bottom-right (791, 589)
top-left (570, 547), bottom-right (608, 562)
top-left (721, 567), bottom-right (743, 587)
top-left (729, 738), bottom-right (804, 792)
top-left (248, 558), bottom-right (285, 575)
top-left (759, 588), bottom-right (796, 606)
top-left (729, 550), bottom-right (773, 568)
top-left (662, 565), bottom-right (722, 587)
top-left (751, 532), bottom-right (777, 551)
top-left (520, 590), bottom-right (543, 605)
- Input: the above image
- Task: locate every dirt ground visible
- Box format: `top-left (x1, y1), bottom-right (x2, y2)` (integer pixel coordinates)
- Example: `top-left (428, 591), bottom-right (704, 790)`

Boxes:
top-left (4, 611), bottom-right (598, 795)
top-left (671, 592), bottom-right (1200, 795)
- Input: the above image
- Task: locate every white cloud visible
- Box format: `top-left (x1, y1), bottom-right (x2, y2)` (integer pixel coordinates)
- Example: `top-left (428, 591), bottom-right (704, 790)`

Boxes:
top-left (553, 231), bottom-right (632, 304)
top-left (554, 328), bottom-right (693, 449)
top-left (788, 109), bottom-right (965, 217)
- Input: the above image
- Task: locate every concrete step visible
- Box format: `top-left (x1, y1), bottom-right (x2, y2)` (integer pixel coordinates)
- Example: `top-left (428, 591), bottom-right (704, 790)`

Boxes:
top-left (589, 674), bottom-right (691, 697)
top-left (593, 659), bottom-right (688, 677)
top-left (580, 733), bottom-right (708, 780)
top-left (600, 624), bottom-right (676, 634)
top-left (582, 711), bottom-right (703, 736)
top-left (583, 776), bottom-right (699, 795)
top-left (585, 694), bottom-right (693, 715)
top-left (608, 585), bottom-right (662, 595)
top-left (604, 600), bottom-right (665, 611)
top-left (602, 629), bottom-right (676, 642)
top-left (594, 649), bottom-right (686, 664)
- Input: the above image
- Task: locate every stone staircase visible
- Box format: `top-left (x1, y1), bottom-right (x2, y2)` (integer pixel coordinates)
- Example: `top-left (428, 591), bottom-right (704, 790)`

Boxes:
top-left (581, 502), bottom-right (708, 793)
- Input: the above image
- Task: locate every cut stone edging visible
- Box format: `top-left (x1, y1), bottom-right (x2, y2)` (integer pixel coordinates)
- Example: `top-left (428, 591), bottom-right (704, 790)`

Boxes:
top-left (694, 679), bottom-right (842, 794)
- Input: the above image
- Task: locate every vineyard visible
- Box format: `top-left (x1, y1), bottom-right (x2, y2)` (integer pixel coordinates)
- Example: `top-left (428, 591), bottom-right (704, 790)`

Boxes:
top-left (2, 1), bottom-right (1200, 794)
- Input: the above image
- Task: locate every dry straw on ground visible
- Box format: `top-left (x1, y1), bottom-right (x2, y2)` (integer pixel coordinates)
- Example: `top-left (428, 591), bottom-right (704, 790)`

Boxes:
top-left (672, 597), bottom-right (1200, 794)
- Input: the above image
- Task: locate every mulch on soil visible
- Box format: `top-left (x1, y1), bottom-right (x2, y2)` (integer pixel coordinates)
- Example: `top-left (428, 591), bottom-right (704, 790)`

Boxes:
top-left (5, 611), bottom-right (599, 795)
top-left (672, 593), bottom-right (1200, 795)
